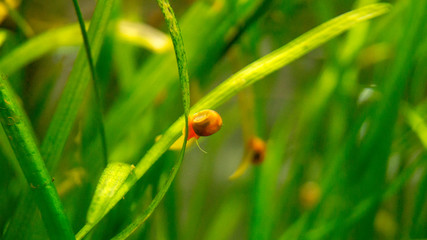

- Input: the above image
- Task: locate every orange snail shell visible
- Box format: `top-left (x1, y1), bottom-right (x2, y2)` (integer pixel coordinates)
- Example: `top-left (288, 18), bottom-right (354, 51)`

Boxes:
top-left (191, 110), bottom-right (223, 137)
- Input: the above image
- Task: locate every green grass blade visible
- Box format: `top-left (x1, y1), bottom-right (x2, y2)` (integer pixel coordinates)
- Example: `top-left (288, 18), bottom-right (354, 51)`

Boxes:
top-left (116, 20), bottom-right (172, 53)
top-left (0, 24), bottom-right (82, 75)
top-left (71, 0), bottom-right (108, 165)
top-left (0, 74), bottom-right (74, 240)
top-left (155, 0), bottom-right (191, 137)
top-left (84, 0), bottom-right (192, 238)
top-left (110, 154), bottom-right (183, 240)
top-left (86, 162), bottom-right (134, 224)
top-left (403, 103), bottom-right (427, 147)
top-left (0, 21), bottom-right (172, 76)
top-left (75, 3), bottom-right (390, 236)
top-left (71, 0), bottom-right (97, 87)
top-left (41, 0), bottom-right (116, 171)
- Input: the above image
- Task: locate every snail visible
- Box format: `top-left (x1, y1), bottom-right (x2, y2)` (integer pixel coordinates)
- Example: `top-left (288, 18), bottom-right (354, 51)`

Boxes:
top-left (188, 109), bottom-right (223, 139)
top-left (229, 136), bottom-right (266, 180)
top-left (167, 109), bottom-right (223, 150)
top-left (248, 137), bottom-right (266, 164)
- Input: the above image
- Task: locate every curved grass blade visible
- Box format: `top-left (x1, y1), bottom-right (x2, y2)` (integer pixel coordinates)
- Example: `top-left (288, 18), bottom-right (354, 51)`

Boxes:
top-left (80, 0), bottom-right (192, 238)
top-left (71, 0), bottom-right (108, 165)
top-left (0, 24), bottom-right (82, 75)
top-left (0, 74), bottom-right (74, 240)
top-left (0, 21), bottom-right (171, 76)
top-left (155, 0), bottom-right (191, 129)
top-left (76, 3), bottom-right (391, 237)
top-left (116, 20), bottom-right (172, 53)
top-left (110, 153), bottom-right (184, 240)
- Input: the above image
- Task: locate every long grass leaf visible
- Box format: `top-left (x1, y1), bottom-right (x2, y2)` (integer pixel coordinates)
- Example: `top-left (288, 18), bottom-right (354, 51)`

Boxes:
top-left (0, 74), bottom-right (74, 239)
top-left (0, 21), bottom-right (172, 76)
top-left (71, 0), bottom-right (108, 165)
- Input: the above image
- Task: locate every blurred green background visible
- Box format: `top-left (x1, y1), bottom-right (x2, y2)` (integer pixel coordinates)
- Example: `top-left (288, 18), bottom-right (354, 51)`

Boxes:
top-left (0, 0), bottom-right (426, 239)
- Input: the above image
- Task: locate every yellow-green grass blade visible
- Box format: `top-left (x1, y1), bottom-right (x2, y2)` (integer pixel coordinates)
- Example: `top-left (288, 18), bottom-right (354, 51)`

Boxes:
top-left (0, 21), bottom-right (172, 76)
top-left (0, 24), bottom-right (82, 75)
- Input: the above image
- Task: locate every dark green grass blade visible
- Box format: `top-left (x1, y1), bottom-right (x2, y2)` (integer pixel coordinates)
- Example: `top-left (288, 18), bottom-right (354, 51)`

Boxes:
top-left (71, 0), bottom-right (108, 165)
top-left (87, 0), bottom-right (191, 238)
top-left (41, 0), bottom-right (116, 171)
top-left (0, 75), bottom-right (74, 240)
top-left (75, 3), bottom-right (390, 237)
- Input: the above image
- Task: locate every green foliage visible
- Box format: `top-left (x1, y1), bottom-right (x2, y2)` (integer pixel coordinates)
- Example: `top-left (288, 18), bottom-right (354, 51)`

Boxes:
top-left (0, 0), bottom-right (426, 239)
